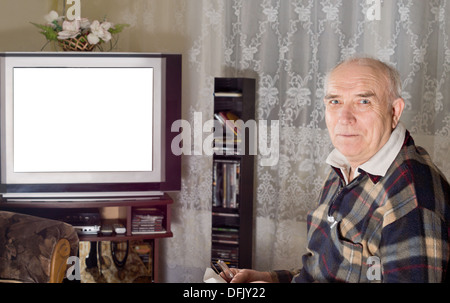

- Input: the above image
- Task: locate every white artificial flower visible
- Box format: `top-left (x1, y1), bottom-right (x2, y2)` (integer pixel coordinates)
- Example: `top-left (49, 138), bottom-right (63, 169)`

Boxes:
top-left (90, 21), bottom-right (101, 31)
top-left (62, 20), bottom-right (81, 32)
top-left (44, 10), bottom-right (59, 24)
top-left (90, 20), bottom-right (112, 42)
top-left (57, 20), bottom-right (80, 40)
top-left (80, 18), bottom-right (91, 30)
top-left (58, 31), bottom-right (79, 39)
top-left (87, 33), bottom-right (100, 45)
top-left (101, 21), bottom-right (112, 31)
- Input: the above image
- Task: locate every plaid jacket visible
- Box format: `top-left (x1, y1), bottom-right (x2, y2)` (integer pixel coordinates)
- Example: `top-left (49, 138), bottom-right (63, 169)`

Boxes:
top-left (273, 132), bottom-right (450, 283)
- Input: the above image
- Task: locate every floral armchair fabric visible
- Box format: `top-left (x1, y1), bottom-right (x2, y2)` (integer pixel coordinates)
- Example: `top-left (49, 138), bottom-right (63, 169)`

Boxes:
top-left (0, 211), bottom-right (79, 283)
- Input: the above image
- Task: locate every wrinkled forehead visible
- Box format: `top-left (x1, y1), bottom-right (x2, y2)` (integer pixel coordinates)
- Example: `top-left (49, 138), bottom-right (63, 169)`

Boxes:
top-left (326, 62), bottom-right (389, 97)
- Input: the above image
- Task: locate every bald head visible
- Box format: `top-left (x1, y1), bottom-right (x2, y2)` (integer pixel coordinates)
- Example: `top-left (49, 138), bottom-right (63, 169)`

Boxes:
top-left (325, 57), bottom-right (402, 105)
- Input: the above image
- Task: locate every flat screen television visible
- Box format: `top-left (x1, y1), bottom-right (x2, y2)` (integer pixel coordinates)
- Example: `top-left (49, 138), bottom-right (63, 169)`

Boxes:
top-left (0, 52), bottom-right (181, 201)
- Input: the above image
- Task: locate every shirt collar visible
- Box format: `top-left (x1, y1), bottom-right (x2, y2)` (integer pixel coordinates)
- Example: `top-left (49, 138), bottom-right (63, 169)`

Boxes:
top-left (326, 122), bottom-right (406, 184)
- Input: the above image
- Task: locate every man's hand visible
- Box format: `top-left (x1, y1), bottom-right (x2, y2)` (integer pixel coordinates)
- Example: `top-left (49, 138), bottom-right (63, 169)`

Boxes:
top-left (220, 268), bottom-right (274, 283)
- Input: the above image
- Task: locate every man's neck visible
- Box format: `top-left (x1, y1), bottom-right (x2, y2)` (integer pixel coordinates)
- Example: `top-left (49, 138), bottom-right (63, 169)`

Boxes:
top-left (347, 166), bottom-right (356, 183)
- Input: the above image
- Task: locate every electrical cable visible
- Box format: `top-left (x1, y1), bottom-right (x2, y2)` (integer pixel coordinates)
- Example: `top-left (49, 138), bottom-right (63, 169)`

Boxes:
top-left (111, 241), bottom-right (129, 268)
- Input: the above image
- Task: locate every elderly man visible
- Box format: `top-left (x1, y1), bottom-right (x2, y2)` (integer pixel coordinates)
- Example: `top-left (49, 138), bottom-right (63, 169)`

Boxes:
top-left (226, 57), bottom-right (450, 283)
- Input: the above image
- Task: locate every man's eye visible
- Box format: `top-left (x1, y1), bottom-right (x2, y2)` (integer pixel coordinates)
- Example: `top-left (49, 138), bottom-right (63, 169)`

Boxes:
top-left (329, 100), bottom-right (340, 105)
top-left (355, 99), bottom-right (372, 112)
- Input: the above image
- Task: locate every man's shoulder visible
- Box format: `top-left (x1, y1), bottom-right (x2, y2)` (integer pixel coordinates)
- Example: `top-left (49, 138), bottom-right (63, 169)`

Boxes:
top-left (387, 132), bottom-right (450, 215)
top-left (397, 132), bottom-right (449, 189)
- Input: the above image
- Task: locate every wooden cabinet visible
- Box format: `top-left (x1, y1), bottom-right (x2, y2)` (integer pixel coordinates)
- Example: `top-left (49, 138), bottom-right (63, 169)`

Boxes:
top-left (0, 194), bottom-right (173, 282)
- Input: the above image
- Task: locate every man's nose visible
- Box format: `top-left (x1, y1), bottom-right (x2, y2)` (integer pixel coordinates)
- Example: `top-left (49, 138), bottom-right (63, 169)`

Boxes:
top-left (337, 103), bottom-right (356, 125)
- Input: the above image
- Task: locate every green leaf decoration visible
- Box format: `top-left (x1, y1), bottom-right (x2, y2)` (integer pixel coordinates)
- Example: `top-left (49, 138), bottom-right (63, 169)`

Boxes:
top-left (52, 20), bottom-right (62, 32)
top-left (31, 22), bottom-right (58, 41)
top-left (109, 23), bottom-right (129, 35)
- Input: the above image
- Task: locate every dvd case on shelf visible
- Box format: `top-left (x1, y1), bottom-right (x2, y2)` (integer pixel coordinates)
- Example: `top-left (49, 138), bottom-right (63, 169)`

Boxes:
top-left (131, 208), bottom-right (166, 235)
top-left (211, 245), bottom-right (239, 268)
top-left (212, 159), bottom-right (240, 209)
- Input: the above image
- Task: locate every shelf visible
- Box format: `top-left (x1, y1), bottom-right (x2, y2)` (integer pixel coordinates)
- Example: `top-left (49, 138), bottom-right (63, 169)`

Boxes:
top-left (212, 206), bottom-right (239, 214)
top-left (211, 77), bottom-right (255, 269)
top-left (0, 195), bottom-right (173, 209)
top-left (214, 98), bottom-right (244, 112)
top-left (79, 231), bottom-right (173, 242)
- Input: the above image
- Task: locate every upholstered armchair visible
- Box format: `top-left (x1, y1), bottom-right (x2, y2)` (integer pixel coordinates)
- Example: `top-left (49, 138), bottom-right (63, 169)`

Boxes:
top-left (0, 211), bottom-right (79, 283)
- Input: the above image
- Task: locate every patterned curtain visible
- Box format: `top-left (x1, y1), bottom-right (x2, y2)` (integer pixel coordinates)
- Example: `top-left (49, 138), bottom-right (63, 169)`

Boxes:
top-left (96, 0), bottom-right (450, 282)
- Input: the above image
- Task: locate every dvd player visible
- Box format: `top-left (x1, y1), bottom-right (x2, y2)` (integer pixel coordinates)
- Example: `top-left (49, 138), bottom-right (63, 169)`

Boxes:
top-left (50, 209), bottom-right (101, 236)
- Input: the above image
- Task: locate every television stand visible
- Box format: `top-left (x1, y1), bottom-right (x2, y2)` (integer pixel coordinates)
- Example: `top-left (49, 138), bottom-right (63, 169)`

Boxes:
top-left (2, 196), bottom-right (163, 203)
top-left (1, 191), bottom-right (165, 201)
top-left (0, 194), bottom-right (174, 282)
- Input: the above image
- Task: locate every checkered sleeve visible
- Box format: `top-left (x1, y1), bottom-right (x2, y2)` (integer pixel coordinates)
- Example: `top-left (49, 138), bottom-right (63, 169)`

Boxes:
top-left (380, 205), bottom-right (449, 282)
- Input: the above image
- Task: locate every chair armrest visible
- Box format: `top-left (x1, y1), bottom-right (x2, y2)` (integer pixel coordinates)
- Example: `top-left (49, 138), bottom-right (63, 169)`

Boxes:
top-left (49, 238), bottom-right (71, 283)
top-left (0, 211), bottom-right (79, 283)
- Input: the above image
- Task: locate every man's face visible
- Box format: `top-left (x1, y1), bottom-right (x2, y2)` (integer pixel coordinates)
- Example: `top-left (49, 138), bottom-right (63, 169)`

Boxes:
top-left (324, 63), bottom-right (403, 168)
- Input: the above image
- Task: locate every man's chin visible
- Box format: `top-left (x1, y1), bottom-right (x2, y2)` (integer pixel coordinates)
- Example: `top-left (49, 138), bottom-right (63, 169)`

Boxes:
top-left (335, 146), bottom-right (364, 162)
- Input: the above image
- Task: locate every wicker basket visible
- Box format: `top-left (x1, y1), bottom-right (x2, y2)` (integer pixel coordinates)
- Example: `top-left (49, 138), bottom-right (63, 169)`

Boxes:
top-left (58, 35), bottom-right (95, 52)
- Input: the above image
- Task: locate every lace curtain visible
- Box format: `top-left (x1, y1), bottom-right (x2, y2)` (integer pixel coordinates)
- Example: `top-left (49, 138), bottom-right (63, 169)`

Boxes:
top-left (89, 0), bottom-right (450, 282)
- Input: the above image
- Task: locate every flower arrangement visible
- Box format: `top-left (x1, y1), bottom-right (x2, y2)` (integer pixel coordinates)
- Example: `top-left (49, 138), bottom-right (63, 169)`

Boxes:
top-left (32, 10), bottom-right (129, 51)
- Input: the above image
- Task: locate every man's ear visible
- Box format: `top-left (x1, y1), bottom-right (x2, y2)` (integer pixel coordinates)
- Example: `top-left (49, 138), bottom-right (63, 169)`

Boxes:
top-left (391, 98), bottom-right (405, 129)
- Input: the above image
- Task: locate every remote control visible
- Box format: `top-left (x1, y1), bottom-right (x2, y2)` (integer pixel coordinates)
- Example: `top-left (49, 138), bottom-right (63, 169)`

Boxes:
top-left (101, 224), bottom-right (113, 235)
top-left (113, 223), bottom-right (126, 234)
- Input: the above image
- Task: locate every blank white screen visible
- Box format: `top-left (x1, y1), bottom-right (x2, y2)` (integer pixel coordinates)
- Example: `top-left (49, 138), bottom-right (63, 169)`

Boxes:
top-left (13, 67), bottom-right (153, 173)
